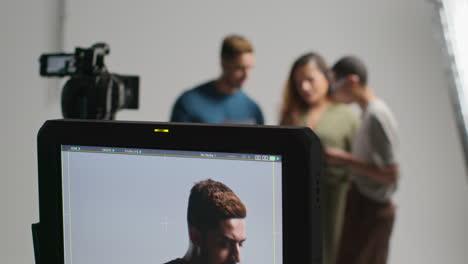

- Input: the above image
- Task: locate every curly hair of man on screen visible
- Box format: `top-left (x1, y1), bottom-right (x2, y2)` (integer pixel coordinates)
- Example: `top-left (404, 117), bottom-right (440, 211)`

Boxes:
top-left (164, 179), bottom-right (247, 264)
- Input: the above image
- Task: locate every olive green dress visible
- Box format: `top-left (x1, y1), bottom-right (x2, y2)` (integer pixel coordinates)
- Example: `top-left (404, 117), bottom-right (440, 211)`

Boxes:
top-left (302, 103), bottom-right (359, 264)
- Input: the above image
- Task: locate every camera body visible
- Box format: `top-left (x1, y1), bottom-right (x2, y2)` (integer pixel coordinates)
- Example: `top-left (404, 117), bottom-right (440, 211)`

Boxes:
top-left (39, 43), bottom-right (139, 120)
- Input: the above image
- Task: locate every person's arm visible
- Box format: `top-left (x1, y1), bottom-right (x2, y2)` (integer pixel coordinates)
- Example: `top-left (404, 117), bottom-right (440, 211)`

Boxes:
top-left (252, 101), bottom-right (264, 125)
top-left (256, 107), bottom-right (265, 125)
top-left (170, 97), bottom-right (191, 122)
top-left (326, 114), bottom-right (399, 185)
top-left (325, 147), bottom-right (398, 185)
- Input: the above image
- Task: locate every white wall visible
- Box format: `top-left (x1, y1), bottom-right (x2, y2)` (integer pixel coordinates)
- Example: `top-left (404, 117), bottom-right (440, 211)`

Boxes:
top-left (1, 0), bottom-right (63, 263)
top-left (2, 0), bottom-right (467, 263)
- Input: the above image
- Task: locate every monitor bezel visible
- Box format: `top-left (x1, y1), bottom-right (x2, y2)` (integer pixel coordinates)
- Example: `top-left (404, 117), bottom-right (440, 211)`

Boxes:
top-left (36, 119), bottom-right (323, 264)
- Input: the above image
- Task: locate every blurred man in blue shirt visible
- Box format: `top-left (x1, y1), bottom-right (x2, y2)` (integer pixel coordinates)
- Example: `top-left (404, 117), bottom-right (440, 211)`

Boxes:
top-left (170, 35), bottom-right (264, 125)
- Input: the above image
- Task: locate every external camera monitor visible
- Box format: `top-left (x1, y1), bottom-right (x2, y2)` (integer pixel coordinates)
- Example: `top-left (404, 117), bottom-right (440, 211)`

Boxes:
top-left (35, 120), bottom-right (323, 264)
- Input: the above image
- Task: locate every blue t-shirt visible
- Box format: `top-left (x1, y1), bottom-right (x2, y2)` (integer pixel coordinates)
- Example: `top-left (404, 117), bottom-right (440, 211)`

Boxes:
top-left (170, 80), bottom-right (264, 124)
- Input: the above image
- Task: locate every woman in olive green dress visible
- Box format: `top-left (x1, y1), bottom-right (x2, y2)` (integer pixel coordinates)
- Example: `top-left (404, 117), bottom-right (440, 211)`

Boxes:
top-left (279, 53), bottom-right (359, 264)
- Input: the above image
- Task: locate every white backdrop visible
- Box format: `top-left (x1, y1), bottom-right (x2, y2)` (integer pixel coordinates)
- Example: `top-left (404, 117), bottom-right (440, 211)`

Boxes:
top-left (2, 0), bottom-right (468, 263)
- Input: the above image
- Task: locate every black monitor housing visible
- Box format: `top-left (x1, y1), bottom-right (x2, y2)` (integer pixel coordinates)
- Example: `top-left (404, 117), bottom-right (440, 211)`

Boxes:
top-left (34, 120), bottom-right (323, 264)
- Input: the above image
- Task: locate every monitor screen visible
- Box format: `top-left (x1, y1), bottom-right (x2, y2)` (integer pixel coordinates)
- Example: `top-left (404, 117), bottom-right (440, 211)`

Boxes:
top-left (48, 55), bottom-right (75, 73)
top-left (60, 145), bottom-right (283, 264)
top-left (36, 120), bottom-right (323, 264)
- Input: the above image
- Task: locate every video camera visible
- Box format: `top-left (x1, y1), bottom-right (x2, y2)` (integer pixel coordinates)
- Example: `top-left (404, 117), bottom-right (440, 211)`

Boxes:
top-left (39, 43), bottom-right (139, 120)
